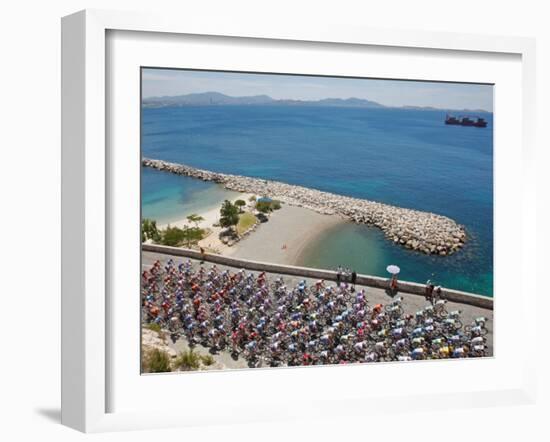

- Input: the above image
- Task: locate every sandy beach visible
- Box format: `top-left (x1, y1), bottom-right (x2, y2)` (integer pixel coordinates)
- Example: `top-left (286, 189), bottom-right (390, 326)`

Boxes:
top-left (157, 191), bottom-right (254, 231)
top-left (227, 204), bottom-right (344, 265)
top-left (154, 193), bottom-right (340, 262)
top-left (158, 205), bottom-right (223, 231)
top-left (157, 193), bottom-right (255, 255)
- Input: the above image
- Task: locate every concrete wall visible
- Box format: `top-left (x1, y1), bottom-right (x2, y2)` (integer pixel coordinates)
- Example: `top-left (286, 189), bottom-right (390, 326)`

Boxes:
top-left (142, 244), bottom-right (493, 310)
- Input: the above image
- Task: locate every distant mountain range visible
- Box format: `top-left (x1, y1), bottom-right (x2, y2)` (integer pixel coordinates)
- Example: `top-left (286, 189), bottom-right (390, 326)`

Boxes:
top-left (142, 91), bottom-right (490, 113)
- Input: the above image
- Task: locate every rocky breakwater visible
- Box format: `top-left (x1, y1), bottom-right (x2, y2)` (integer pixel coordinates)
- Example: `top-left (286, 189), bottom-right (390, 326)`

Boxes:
top-left (142, 158), bottom-right (467, 255)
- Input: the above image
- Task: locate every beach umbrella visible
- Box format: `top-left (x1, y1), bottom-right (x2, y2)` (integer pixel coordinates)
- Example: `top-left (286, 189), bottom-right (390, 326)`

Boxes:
top-left (386, 265), bottom-right (400, 275)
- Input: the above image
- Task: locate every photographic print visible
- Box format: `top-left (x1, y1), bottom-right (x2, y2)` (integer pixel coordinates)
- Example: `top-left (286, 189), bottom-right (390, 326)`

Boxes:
top-left (140, 68), bottom-right (493, 373)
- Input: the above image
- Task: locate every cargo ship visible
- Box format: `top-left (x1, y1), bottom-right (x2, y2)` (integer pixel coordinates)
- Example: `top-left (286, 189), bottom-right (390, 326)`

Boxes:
top-left (445, 114), bottom-right (487, 127)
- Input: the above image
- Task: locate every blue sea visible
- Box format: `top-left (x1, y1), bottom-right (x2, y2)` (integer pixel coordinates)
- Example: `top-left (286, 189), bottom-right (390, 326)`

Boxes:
top-left (141, 105), bottom-right (493, 296)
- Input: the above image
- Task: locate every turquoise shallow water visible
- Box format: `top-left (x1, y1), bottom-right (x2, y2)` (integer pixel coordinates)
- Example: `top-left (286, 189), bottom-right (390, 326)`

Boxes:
top-left (141, 105), bottom-right (493, 296)
top-left (142, 167), bottom-right (239, 225)
top-left (297, 223), bottom-right (492, 297)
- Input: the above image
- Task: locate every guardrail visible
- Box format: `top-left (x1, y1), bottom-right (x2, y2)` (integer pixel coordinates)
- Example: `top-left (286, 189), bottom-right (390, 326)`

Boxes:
top-left (142, 244), bottom-right (493, 310)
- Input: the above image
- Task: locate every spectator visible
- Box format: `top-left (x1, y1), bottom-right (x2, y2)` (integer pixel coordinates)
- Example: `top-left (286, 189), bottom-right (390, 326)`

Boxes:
top-left (425, 280), bottom-right (435, 304)
top-left (390, 275), bottom-right (398, 296)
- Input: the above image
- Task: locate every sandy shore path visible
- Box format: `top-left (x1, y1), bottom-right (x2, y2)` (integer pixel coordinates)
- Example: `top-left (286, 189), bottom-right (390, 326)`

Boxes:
top-left (227, 204), bottom-right (343, 265)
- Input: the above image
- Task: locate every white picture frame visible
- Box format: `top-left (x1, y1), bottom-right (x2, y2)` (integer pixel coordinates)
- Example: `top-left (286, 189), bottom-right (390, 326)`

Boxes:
top-left (61, 9), bottom-right (537, 433)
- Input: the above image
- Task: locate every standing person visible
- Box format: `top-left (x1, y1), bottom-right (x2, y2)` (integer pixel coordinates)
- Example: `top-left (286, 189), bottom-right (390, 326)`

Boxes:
top-left (351, 270), bottom-right (357, 292)
top-left (390, 275), bottom-right (398, 296)
top-left (425, 280), bottom-right (435, 305)
top-left (434, 285), bottom-right (442, 303)
top-left (200, 246), bottom-right (206, 264)
top-left (336, 266), bottom-right (342, 287)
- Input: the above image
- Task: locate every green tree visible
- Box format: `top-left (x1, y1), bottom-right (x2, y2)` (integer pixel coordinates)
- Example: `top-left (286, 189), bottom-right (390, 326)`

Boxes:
top-left (234, 199), bottom-right (246, 212)
top-left (142, 218), bottom-right (161, 243)
top-left (150, 220), bottom-right (161, 241)
top-left (219, 200), bottom-right (239, 229)
top-left (186, 213), bottom-right (204, 228)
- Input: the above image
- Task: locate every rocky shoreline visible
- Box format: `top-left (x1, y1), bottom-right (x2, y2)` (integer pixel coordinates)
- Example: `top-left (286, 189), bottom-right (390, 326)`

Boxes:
top-left (142, 158), bottom-right (466, 255)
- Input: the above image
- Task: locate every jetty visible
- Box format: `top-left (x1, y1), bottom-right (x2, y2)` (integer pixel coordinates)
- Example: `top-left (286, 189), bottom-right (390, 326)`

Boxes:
top-left (142, 158), bottom-right (467, 255)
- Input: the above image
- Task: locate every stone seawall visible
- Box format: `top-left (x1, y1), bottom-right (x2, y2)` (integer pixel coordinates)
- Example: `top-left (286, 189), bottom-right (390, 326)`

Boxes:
top-left (142, 158), bottom-right (467, 256)
top-left (142, 244), bottom-right (493, 309)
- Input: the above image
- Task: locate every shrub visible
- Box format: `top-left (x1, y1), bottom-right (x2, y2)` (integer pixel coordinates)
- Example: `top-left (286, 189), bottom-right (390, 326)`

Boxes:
top-left (200, 354), bottom-right (215, 366)
top-left (174, 349), bottom-right (201, 371)
top-left (255, 200), bottom-right (272, 213)
top-left (146, 323), bottom-right (162, 333)
top-left (184, 227), bottom-right (205, 245)
top-left (256, 199), bottom-right (281, 212)
top-left (160, 225), bottom-right (186, 246)
top-left (143, 348), bottom-right (172, 373)
top-left (160, 225), bottom-right (205, 247)
top-left (248, 195), bottom-right (257, 202)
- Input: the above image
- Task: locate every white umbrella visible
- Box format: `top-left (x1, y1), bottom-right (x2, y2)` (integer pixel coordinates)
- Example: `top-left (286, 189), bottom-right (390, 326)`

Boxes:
top-left (386, 265), bottom-right (400, 275)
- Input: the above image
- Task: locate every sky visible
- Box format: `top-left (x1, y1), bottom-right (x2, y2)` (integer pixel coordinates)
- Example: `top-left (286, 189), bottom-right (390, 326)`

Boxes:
top-left (142, 68), bottom-right (493, 111)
